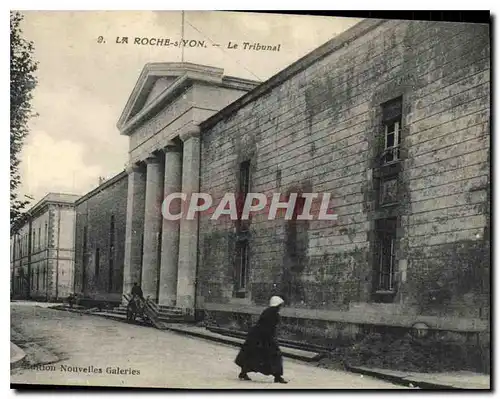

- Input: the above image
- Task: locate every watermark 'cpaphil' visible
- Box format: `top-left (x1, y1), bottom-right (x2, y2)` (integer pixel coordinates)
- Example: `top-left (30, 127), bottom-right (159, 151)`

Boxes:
top-left (161, 192), bottom-right (338, 221)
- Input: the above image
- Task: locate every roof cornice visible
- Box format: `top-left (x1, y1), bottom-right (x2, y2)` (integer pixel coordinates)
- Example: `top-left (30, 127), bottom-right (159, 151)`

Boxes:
top-left (75, 170), bottom-right (127, 205)
top-left (200, 18), bottom-right (386, 130)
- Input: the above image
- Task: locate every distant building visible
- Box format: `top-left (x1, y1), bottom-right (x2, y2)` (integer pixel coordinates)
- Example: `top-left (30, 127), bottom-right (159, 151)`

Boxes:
top-left (10, 193), bottom-right (80, 301)
top-left (73, 171), bottom-right (128, 305)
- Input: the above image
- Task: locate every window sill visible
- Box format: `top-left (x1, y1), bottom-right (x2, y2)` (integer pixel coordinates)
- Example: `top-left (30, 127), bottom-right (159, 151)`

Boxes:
top-left (381, 158), bottom-right (401, 165)
top-left (379, 202), bottom-right (399, 208)
top-left (375, 290), bottom-right (396, 295)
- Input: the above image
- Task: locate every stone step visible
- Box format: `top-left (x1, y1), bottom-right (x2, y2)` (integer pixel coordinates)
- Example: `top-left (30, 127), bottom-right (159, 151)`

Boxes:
top-left (116, 305), bottom-right (183, 315)
top-left (109, 308), bottom-right (185, 322)
top-left (157, 316), bottom-right (186, 323)
top-left (151, 307), bottom-right (182, 314)
top-left (157, 310), bottom-right (183, 316)
top-left (207, 326), bottom-right (333, 353)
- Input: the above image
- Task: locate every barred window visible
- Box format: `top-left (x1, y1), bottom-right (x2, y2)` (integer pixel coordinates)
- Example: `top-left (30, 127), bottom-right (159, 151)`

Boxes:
top-left (95, 248), bottom-right (100, 279)
top-left (109, 215), bottom-right (115, 292)
top-left (237, 160), bottom-right (251, 231)
top-left (375, 218), bottom-right (398, 293)
top-left (235, 240), bottom-right (249, 293)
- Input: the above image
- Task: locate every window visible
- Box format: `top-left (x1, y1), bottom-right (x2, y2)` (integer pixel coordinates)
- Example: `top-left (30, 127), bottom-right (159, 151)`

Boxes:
top-left (82, 226), bottom-right (88, 289)
top-left (236, 240), bottom-right (249, 293)
top-left (95, 248), bottom-right (100, 279)
top-left (32, 231), bottom-right (35, 251)
top-left (237, 161), bottom-right (251, 230)
top-left (108, 255), bottom-right (114, 292)
top-left (108, 215), bottom-right (115, 292)
top-left (240, 160), bottom-right (250, 196)
top-left (109, 215), bottom-right (115, 244)
top-left (42, 266), bottom-right (46, 290)
top-left (140, 233), bottom-right (144, 263)
top-left (375, 218), bottom-right (398, 293)
top-left (381, 97), bottom-right (402, 165)
top-left (36, 267), bottom-right (39, 291)
top-left (292, 195), bottom-right (306, 221)
top-left (44, 223), bottom-right (48, 249)
top-left (276, 169), bottom-right (282, 187)
top-left (38, 227), bottom-right (41, 249)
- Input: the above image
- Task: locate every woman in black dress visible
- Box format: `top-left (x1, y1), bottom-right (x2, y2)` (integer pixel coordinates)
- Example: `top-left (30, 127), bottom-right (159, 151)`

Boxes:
top-left (235, 296), bottom-right (288, 383)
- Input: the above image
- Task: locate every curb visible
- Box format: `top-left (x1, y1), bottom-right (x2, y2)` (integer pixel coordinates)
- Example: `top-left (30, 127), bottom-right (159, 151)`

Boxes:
top-left (51, 306), bottom-right (153, 327)
top-left (163, 325), bottom-right (319, 363)
top-left (10, 342), bottom-right (26, 369)
top-left (345, 365), bottom-right (464, 390)
top-left (207, 326), bottom-right (330, 354)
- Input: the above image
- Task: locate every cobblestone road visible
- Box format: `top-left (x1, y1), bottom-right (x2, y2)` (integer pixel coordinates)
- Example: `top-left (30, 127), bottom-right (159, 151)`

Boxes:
top-left (11, 303), bottom-right (405, 389)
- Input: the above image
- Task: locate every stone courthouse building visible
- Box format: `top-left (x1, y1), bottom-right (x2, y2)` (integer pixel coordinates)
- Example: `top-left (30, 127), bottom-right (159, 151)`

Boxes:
top-left (68, 18), bottom-right (490, 345)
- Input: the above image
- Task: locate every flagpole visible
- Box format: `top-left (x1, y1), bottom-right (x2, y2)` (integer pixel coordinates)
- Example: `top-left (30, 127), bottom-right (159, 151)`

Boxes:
top-left (181, 10), bottom-right (185, 63)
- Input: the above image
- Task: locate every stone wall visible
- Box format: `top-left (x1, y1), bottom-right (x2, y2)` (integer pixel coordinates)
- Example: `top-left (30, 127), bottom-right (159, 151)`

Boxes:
top-left (197, 19), bottom-right (490, 329)
top-left (74, 172), bottom-right (128, 303)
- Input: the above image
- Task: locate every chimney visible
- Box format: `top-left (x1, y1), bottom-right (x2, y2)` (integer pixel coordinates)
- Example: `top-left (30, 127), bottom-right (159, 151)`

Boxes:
top-left (98, 176), bottom-right (106, 185)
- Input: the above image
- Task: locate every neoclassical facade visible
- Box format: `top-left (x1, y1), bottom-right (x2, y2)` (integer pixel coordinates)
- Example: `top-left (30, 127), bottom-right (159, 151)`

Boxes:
top-left (116, 63), bottom-right (259, 311)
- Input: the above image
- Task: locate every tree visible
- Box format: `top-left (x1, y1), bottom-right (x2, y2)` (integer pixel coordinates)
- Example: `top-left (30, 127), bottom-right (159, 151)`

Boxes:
top-left (10, 11), bottom-right (38, 229)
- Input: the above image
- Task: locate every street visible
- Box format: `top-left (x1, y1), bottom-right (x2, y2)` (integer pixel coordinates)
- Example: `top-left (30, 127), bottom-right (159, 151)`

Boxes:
top-left (11, 303), bottom-right (404, 389)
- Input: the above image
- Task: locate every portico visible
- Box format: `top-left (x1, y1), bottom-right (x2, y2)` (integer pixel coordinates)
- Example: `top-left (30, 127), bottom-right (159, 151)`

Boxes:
top-left (117, 62), bottom-right (258, 311)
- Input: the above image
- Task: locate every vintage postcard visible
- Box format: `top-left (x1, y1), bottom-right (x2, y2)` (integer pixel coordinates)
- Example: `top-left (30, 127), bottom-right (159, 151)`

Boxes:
top-left (10, 10), bottom-right (491, 390)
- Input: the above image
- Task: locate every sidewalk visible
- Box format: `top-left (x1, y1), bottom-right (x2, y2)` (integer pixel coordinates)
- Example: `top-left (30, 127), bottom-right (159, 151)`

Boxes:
top-left (11, 300), bottom-right (62, 308)
top-left (10, 342), bottom-right (26, 368)
top-left (346, 365), bottom-right (491, 390)
top-left (50, 305), bottom-right (321, 363)
top-left (50, 305), bottom-right (490, 389)
top-left (163, 324), bottom-right (490, 389)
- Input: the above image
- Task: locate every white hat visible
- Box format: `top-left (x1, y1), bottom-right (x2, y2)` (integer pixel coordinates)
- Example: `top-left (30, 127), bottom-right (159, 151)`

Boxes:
top-left (269, 296), bottom-right (284, 307)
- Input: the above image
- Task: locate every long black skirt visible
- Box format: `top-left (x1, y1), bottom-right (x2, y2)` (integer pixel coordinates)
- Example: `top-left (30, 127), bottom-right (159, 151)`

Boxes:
top-left (235, 334), bottom-right (283, 376)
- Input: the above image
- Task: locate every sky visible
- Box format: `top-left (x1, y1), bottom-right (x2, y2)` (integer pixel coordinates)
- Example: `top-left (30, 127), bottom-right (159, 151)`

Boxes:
top-left (18, 11), bottom-right (361, 205)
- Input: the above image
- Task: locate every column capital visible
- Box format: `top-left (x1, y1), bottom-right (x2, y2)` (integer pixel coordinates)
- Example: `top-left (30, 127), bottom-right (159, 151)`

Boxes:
top-left (161, 140), bottom-right (182, 153)
top-left (179, 125), bottom-right (201, 142)
top-left (144, 155), bottom-right (161, 165)
top-left (125, 163), bottom-right (142, 174)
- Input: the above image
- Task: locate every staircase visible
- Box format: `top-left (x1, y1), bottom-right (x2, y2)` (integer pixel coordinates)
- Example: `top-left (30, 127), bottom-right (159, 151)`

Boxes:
top-left (108, 294), bottom-right (188, 325)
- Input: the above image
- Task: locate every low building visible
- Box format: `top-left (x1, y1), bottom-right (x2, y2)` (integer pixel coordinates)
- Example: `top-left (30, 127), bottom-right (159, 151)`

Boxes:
top-left (73, 172), bottom-right (128, 305)
top-left (10, 193), bottom-right (80, 301)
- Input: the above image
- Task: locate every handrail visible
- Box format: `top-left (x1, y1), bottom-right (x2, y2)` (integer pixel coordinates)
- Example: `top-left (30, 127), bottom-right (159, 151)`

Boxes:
top-left (143, 297), bottom-right (159, 321)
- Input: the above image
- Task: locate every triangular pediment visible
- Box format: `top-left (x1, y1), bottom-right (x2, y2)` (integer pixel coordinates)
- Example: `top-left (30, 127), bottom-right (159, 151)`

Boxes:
top-left (117, 62), bottom-right (226, 134)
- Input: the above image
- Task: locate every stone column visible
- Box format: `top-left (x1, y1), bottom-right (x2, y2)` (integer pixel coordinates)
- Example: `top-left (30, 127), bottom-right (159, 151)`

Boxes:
top-left (176, 126), bottom-right (201, 310)
top-left (141, 154), bottom-right (164, 302)
top-left (122, 163), bottom-right (146, 303)
top-left (158, 141), bottom-right (182, 306)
